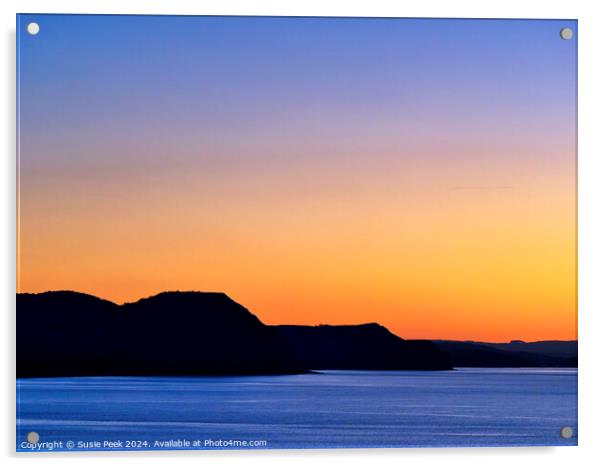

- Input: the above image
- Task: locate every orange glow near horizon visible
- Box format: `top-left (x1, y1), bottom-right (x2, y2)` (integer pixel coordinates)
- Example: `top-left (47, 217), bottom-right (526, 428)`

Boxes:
top-left (17, 150), bottom-right (576, 342)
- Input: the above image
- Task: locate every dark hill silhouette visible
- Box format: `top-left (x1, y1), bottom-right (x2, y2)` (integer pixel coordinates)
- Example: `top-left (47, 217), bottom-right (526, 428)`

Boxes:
top-left (17, 291), bottom-right (122, 377)
top-left (17, 291), bottom-right (305, 377)
top-left (120, 292), bottom-right (302, 375)
top-left (17, 291), bottom-right (453, 377)
top-left (274, 324), bottom-right (452, 370)
top-left (433, 340), bottom-right (577, 367)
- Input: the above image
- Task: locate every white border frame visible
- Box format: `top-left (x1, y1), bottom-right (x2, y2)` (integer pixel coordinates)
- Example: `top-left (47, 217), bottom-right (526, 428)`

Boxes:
top-left (2, 1), bottom-right (601, 465)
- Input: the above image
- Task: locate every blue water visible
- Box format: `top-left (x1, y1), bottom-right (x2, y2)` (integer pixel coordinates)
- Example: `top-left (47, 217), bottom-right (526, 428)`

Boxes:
top-left (16, 368), bottom-right (577, 451)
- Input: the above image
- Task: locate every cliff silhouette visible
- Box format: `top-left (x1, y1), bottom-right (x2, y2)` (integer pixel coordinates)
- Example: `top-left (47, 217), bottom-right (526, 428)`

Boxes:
top-left (17, 291), bottom-right (452, 377)
top-left (17, 291), bottom-right (575, 377)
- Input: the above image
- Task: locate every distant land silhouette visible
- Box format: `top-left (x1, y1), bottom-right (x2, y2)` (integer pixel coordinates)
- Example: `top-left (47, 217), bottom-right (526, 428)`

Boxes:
top-left (433, 340), bottom-right (577, 368)
top-left (275, 324), bottom-right (451, 370)
top-left (17, 291), bottom-right (576, 377)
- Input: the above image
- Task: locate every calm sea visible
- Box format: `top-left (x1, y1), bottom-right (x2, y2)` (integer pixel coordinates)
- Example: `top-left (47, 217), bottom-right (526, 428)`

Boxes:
top-left (16, 368), bottom-right (577, 451)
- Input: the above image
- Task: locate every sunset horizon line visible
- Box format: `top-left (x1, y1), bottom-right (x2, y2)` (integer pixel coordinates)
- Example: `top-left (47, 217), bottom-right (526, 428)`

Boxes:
top-left (16, 288), bottom-right (577, 344)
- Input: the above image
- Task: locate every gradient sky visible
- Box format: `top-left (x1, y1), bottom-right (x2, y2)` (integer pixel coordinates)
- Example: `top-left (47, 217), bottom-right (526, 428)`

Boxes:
top-left (17, 15), bottom-right (577, 341)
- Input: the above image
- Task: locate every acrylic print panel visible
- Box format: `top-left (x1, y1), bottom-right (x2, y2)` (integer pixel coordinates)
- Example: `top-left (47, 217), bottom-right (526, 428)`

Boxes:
top-left (16, 15), bottom-right (577, 452)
